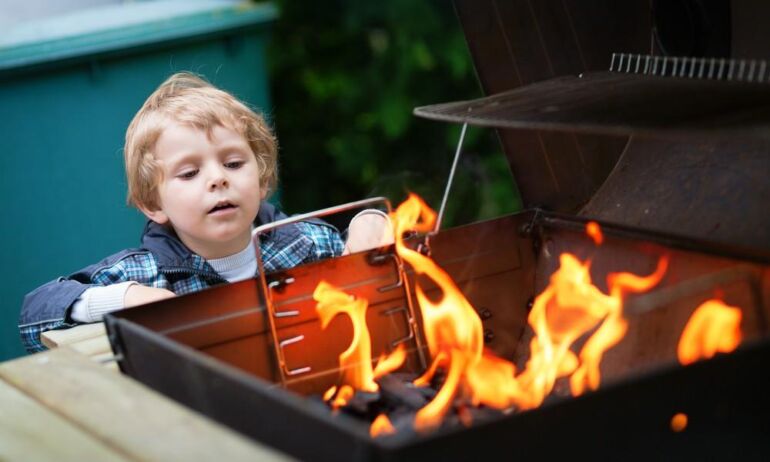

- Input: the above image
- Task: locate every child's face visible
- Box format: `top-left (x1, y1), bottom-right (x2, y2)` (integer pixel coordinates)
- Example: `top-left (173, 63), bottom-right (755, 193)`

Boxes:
top-left (142, 121), bottom-right (265, 259)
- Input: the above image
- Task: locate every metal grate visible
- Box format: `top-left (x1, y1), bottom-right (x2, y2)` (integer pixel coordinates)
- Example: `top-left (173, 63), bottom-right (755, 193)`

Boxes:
top-left (610, 53), bottom-right (770, 83)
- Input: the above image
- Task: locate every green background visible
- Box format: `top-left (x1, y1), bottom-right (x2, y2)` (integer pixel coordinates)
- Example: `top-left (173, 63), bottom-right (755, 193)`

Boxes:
top-left (0, 1), bottom-right (277, 360)
top-left (0, 0), bottom-right (519, 361)
top-left (268, 0), bottom-right (520, 225)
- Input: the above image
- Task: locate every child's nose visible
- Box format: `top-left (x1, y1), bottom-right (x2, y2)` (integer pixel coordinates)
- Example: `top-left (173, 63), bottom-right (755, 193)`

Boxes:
top-left (208, 170), bottom-right (229, 191)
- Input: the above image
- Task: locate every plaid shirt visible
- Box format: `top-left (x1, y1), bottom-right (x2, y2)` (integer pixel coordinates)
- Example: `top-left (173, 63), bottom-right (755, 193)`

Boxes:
top-left (19, 204), bottom-right (343, 353)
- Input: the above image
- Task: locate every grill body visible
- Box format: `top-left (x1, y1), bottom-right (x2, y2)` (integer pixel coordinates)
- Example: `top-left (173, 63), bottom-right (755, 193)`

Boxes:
top-left (106, 211), bottom-right (770, 461)
top-left (106, 1), bottom-right (770, 459)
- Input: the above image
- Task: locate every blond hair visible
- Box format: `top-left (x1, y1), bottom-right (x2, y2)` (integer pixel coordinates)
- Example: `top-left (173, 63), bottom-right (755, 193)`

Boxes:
top-left (124, 72), bottom-right (277, 210)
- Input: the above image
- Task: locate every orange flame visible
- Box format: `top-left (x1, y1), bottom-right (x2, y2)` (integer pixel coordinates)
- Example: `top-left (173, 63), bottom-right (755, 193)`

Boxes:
top-left (315, 195), bottom-right (671, 435)
top-left (575, 254), bottom-right (669, 394)
top-left (370, 413), bottom-right (395, 437)
top-left (677, 299), bottom-right (742, 365)
top-left (670, 412), bottom-right (688, 432)
top-left (586, 221), bottom-right (603, 246)
top-left (389, 194), bottom-right (485, 429)
top-left (315, 281), bottom-right (378, 392)
top-left (373, 344), bottom-right (407, 379)
top-left (388, 194), bottom-right (668, 430)
top-left (323, 385), bottom-right (337, 402)
top-left (331, 385), bottom-right (355, 409)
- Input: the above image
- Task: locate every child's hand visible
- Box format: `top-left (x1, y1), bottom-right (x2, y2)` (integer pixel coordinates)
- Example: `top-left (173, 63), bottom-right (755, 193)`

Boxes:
top-left (343, 209), bottom-right (394, 255)
top-left (124, 284), bottom-right (176, 308)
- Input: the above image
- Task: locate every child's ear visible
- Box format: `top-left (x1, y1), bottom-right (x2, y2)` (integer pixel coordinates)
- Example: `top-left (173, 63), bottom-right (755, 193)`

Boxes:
top-left (137, 203), bottom-right (169, 225)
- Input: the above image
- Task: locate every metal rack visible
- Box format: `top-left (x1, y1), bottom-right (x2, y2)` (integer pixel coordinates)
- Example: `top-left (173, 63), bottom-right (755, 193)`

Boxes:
top-left (251, 197), bottom-right (425, 387)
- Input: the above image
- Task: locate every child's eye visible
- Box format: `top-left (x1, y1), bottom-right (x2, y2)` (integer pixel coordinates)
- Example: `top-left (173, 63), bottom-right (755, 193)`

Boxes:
top-left (177, 169), bottom-right (198, 179)
top-left (224, 161), bottom-right (243, 169)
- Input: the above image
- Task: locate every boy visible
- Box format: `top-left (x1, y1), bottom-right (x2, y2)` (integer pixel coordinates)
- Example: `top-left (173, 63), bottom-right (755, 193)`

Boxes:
top-left (19, 72), bottom-right (345, 353)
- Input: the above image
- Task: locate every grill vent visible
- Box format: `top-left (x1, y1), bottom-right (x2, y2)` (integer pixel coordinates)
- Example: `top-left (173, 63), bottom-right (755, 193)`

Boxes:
top-left (610, 53), bottom-right (769, 83)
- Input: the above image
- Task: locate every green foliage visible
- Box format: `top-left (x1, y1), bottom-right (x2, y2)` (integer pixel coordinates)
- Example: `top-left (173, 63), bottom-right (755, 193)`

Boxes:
top-left (267, 0), bottom-right (521, 228)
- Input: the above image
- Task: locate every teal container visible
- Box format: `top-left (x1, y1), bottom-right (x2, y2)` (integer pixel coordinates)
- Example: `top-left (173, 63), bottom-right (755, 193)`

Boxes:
top-left (0, 0), bottom-right (277, 360)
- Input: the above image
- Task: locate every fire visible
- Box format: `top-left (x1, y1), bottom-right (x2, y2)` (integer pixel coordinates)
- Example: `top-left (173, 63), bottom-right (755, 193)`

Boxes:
top-left (517, 252), bottom-right (669, 402)
top-left (331, 385), bottom-right (354, 409)
top-left (677, 299), bottom-right (742, 365)
top-left (670, 412), bottom-right (688, 432)
top-left (315, 281), bottom-right (378, 392)
top-left (370, 414), bottom-right (395, 437)
top-left (586, 221), bottom-right (603, 245)
top-left (315, 194), bottom-right (670, 435)
top-left (389, 195), bottom-right (484, 428)
top-left (314, 281), bottom-right (407, 405)
top-left (388, 194), bottom-right (668, 430)
top-left (373, 344), bottom-right (407, 379)
top-left (323, 385), bottom-right (337, 402)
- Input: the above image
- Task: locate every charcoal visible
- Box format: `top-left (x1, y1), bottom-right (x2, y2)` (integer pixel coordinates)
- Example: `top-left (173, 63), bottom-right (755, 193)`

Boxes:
top-left (376, 374), bottom-right (428, 410)
top-left (340, 390), bottom-right (380, 418)
top-left (385, 371), bottom-right (437, 400)
top-left (429, 400), bottom-right (509, 432)
top-left (389, 371), bottom-right (419, 382)
top-left (414, 384), bottom-right (437, 401)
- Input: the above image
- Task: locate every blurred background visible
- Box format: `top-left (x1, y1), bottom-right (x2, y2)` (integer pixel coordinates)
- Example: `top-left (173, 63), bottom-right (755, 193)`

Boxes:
top-left (268, 0), bottom-right (519, 225)
top-left (0, 0), bottom-right (519, 360)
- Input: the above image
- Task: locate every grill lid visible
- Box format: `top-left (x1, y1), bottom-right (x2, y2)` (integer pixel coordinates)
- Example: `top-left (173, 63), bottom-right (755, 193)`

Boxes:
top-left (414, 70), bottom-right (770, 138)
top-left (415, 0), bottom-right (770, 251)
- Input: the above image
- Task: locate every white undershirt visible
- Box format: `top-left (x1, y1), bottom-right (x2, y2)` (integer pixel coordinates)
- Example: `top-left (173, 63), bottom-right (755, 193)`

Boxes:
top-left (206, 239), bottom-right (257, 283)
top-left (70, 240), bottom-right (257, 323)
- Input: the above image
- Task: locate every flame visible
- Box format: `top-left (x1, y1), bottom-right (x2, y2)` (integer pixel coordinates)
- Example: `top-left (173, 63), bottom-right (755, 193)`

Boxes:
top-left (315, 195), bottom-right (671, 435)
top-left (569, 253), bottom-right (669, 395)
top-left (389, 194), bottom-right (485, 429)
top-left (670, 412), bottom-right (688, 432)
top-left (323, 386), bottom-right (337, 402)
top-left (370, 414), bottom-right (395, 437)
top-left (331, 385), bottom-right (355, 409)
top-left (387, 194), bottom-right (668, 430)
top-left (315, 281), bottom-right (378, 392)
top-left (373, 343), bottom-right (407, 379)
top-left (314, 280), bottom-right (407, 411)
top-left (677, 300), bottom-right (742, 365)
top-left (586, 221), bottom-right (603, 245)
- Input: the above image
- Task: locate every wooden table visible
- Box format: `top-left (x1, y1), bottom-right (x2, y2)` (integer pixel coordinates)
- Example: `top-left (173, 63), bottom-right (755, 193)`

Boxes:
top-left (41, 322), bottom-right (116, 369)
top-left (0, 347), bottom-right (293, 461)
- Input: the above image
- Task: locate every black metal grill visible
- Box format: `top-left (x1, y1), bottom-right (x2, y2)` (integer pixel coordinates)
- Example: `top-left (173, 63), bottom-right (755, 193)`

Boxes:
top-left (107, 210), bottom-right (770, 461)
top-left (106, 1), bottom-right (770, 460)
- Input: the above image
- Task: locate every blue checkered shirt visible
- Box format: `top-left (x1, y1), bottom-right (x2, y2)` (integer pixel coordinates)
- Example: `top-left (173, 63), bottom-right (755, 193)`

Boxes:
top-left (19, 210), bottom-right (343, 353)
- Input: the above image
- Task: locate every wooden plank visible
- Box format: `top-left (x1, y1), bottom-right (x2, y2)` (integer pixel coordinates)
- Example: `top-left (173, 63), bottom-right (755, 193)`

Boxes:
top-left (43, 323), bottom-right (117, 371)
top-left (0, 378), bottom-right (130, 462)
top-left (66, 333), bottom-right (112, 356)
top-left (0, 349), bottom-right (293, 462)
top-left (42, 322), bottom-right (106, 348)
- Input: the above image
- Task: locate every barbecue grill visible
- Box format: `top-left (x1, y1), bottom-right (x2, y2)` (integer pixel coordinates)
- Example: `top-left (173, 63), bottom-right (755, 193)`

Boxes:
top-left (104, 1), bottom-right (770, 460)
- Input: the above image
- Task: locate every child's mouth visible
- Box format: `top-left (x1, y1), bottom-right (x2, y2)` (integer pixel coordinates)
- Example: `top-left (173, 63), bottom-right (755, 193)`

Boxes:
top-left (208, 201), bottom-right (237, 214)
